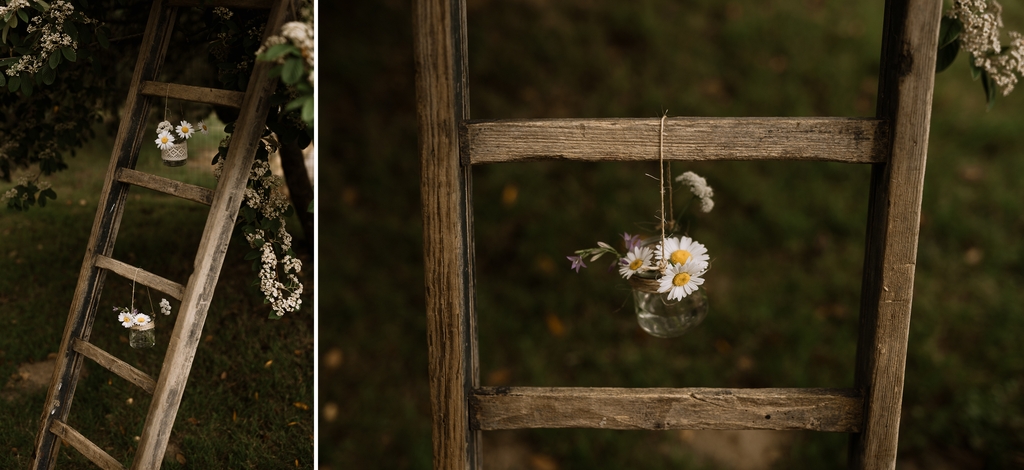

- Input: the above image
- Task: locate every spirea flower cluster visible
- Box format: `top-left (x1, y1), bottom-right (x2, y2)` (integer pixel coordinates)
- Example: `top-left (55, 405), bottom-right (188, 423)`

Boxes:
top-left (949, 0), bottom-right (1024, 95)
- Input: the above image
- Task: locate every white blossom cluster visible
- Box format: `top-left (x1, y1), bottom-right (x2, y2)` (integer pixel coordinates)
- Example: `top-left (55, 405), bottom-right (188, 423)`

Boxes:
top-left (212, 6), bottom-right (232, 20)
top-left (675, 171), bottom-right (715, 213)
top-left (215, 133), bottom-right (304, 317)
top-left (6, 1), bottom-right (90, 77)
top-left (257, 19), bottom-right (315, 86)
top-left (246, 228), bottom-right (303, 316)
top-left (949, 0), bottom-right (1024, 95)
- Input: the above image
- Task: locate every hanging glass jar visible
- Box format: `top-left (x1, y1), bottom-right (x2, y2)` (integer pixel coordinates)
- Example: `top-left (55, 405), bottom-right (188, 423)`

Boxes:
top-left (628, 274), bottom-right (708, 338)
top-left (161, 140), bottom-right (188, 167)
top-left (130, 321), bottom-right (155, 349)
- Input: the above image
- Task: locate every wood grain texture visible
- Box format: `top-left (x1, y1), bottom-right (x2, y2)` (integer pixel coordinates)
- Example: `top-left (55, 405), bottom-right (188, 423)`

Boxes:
top-left (72, 339), bottom-right (156, 394)
top-left (131, 1), bottom-right (295, 468)
top-left (49, 420), bottom-right (124, 470)
top-left (471, 387), bottom-right (863, 432)
top-left (117, 168), bottom-right (214, 206)
top-left (464, 118), bottom-right (889, 164)
top-left (31, 2), bottom-right (177, 468)
top-left (414, 0), bottom-right (480, 468)
top-left (850, 1), bottom-right (941, 469)
top-left (167, 0), bottom-right (273, 8)
top-left (94, 255), bottom-right (186, 301)
top-left (139, 81), bottom-right (245, 109)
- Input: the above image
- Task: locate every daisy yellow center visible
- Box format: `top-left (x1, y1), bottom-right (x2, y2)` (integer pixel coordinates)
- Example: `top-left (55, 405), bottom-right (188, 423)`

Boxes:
top-left (161, 136), bottom-right (168, 143)
top-left (628, 258), bottom-right (644, 270)
top-left (182, 126), bottom-right (189, 133)
top-left (672, 272), bottom-right (691, 286)
top-left (670, 249), bottom-right (691, 264)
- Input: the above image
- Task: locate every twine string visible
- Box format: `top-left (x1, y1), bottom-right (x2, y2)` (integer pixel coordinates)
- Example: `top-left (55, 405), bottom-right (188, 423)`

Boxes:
top-left (658, 113), bottom-right (667, 271)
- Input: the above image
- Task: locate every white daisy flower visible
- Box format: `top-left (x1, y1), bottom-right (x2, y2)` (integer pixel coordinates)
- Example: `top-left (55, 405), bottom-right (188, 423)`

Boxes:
top-left (155, 131), bottom-right (175, 150)
top-left (118, 310), bottom-right (135, 328)
top-left (657, 261), bottom-right (706, 301)
top-left (160, 298), bottom-right (172, 315)
top-left (655, 236), bottom-right (709, 268)
top-left (176, 120), bottom-right (195, 140)
top-left (133, 313), bottom-right (152, 326)
top-left (197, 120), bottom-right (209, 135)
top-left (619, 245), bottom-right (653, 279)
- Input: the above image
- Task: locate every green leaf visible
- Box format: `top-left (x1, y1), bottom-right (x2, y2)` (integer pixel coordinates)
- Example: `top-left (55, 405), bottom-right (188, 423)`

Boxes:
top-left (253, 237), bottom-right (265, 248)
top-left (281, 57), bottom-right (303, 85)
top-left (252, 259), bottom-right (261, 272)
top-left (0, 74), bottom-right (4, 87)
top-left (981, 69), bottom-right (996, 110)
top-left (49, 51), bottom-right (61, 68)
top-left (16, 9), bottom-right (28, 23)
top-left (61, 46), bottom-right (76, 62)
top-left (40, 64), bottom-right (55, 85)
top-left (8, 75), bottom-right (20, 92)
top-left (8, 15), bottom-right (17, 29)
top-left (35, 0), bottom-right (49, 10)
top-left (259, 43), bottom-right (300, 61)
top-left (95, 26), bottom-right (108, 48)
top-left (307, 201), bottom-right (313, 213)
top-left (244, 249), bottom-right (261, 261)
top-left (935, 39), bottom-right (959, 74)
top-left (3, 24), bottom-right (9, 44)
top-left (938, 16), bottom-right (962, 48)
top-left (38, 194), bottom-right (47, 207)
top-left (41, 188), bottom-right (56, 200)
top-left (63, 20), bottom-right (78, 42)
top-left (267, 311), bottom-right (283, 319)
top-left (969, 57), bottom-right (982, 80)
top-left (21, 76), bottom-right (32, 96)
top-left (301, 96), bottom-right (313, 124)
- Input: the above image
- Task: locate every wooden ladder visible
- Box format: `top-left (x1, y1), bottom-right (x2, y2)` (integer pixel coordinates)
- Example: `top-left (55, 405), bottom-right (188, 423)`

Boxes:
top-left (413, 0), bottom-right (941, 468)
top-left (31, 0), bottom-right (294, 468)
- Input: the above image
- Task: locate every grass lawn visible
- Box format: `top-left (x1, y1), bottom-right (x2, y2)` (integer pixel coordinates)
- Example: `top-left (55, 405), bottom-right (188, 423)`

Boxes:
top-left (321, 0), bottom-right (1024, 468)
top-left (0, 128), bottom-right (314, 468)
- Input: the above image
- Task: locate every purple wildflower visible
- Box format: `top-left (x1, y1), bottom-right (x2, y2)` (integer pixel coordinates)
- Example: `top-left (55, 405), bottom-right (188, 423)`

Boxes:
top-left (622, 232), bottom-right (642, 252)
top-left (567, 255), bottom-right (587, 273)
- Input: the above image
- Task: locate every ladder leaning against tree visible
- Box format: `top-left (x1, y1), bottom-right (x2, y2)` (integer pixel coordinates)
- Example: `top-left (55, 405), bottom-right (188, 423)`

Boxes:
top-left (413, 0), bottom-right (941, 468)
top-left (31, 0), bottom-right (295, 469)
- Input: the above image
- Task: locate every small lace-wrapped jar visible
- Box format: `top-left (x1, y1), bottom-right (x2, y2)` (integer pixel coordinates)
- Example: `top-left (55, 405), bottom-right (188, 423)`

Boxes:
top-left (130, 320), bottom-right (155, 349)
top-left (156, 120), bottom-right (187, 167)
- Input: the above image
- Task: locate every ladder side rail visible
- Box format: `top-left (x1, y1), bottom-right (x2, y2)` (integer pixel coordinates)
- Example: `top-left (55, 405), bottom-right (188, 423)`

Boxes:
top-left (31, 2), bottom-right (179, 468)
top-left (414, 0), bottom-right (480, 468)
top-left (849, 0), bottom-right (941, 468)
top-left (131, 1), bottom-right (296, 467)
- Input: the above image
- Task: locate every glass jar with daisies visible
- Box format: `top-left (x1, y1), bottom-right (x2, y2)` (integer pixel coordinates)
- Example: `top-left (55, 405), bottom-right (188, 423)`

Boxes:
top-left (154, 119), bottom-right (209, 166)
top-left (568, 170), bottom-right (715, 338)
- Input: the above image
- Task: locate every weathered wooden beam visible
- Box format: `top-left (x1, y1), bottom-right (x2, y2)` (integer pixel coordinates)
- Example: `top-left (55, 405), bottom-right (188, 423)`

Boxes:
top-left (414, 0), bottom-right (480, 468)
top-left (463, 117), bottom-right (889, 164)
top-left (48, 420), bottom-right (125, 470)
top-left (117, 168), bottom-right (214, 206)
top-left (94, 255), bottom-right (185, 301)
top-left (471, 387), bottom-right (863, 432)
top-left (850, 0), bottom-right (942, 469)
top-left (72, 339), bottom-right (157, 394)
top-left (140, 81), bottom-right (245, 109)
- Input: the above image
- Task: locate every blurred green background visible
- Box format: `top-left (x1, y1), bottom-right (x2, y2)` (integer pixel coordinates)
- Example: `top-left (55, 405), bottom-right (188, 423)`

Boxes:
top-left (320, 0), bottom-right (1024, 468)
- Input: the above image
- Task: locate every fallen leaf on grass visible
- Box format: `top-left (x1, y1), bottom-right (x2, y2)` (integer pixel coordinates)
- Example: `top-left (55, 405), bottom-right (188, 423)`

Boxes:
top-left (293, 402), bottom-right (309, 410)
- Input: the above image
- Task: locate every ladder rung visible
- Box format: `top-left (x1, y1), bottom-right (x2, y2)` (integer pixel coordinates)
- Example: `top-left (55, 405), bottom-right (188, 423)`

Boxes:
top-left (167, 0), bottom-right (274, 8)
top-left (140, 81), bottom-right (245, 109)
top-left (72, 339), bottom-right (156, 394)
top-left (49, 420), bottom-right (125, 470)
top-left (117, 168), bottom-right (214, 206)
top-left (470, 387), bottom-right (863, 432)
top-left (463, 117), bottom-right (889, 165)
top-left (94, 255), bottom-right (186, 301)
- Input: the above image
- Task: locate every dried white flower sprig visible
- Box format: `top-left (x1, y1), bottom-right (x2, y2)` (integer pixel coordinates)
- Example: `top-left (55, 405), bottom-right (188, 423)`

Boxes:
top-left (937, 0), bottom-right (1024, 105)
